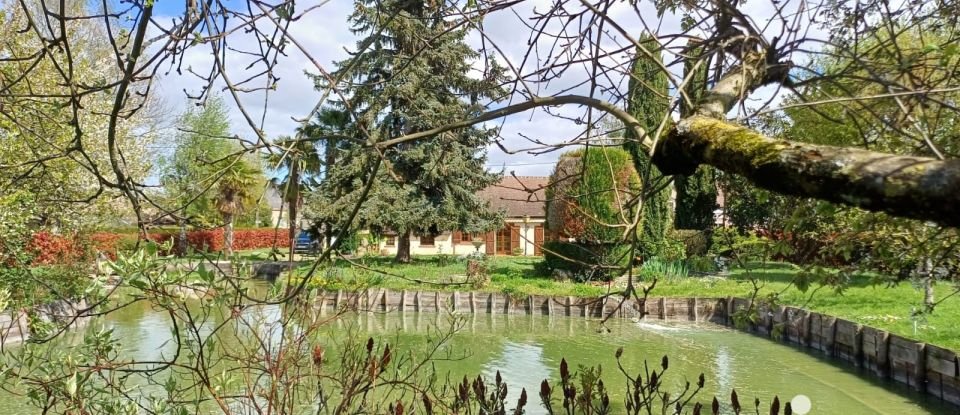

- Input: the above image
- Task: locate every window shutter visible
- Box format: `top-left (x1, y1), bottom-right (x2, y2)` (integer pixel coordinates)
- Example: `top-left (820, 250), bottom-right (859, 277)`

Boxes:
top-left (485, 231), bottom-right (495, 255)
top-left (510, 225), bottom-right (521, 254)
top-left (534, 226), bottom-right (544, 255)
top-left (453, 231), bottom-right (462, 244)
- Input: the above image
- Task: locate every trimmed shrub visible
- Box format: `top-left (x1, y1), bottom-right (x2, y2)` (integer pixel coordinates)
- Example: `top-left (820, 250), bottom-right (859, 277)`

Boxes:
top-left (541, 241), bottom-right (631, 282)
top-left (29, 228), bottom-right (292, 261)
top-left (546, 148), bottom-right (640, 243)
top-left (146, 228), bottom-right (291, 254)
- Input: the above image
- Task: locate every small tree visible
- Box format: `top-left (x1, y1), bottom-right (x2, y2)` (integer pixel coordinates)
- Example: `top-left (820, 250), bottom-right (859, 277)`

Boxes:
top-left (215, 161), bottom-right (260, 256)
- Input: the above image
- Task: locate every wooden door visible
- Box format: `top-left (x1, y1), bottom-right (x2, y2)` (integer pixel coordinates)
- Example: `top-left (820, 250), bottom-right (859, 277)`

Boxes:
top-left (496, 227), bottom-right (512, 255)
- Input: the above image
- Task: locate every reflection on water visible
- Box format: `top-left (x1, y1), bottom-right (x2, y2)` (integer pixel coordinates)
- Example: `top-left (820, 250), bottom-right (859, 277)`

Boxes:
top-left (2, 305), bottom-right (955, 414)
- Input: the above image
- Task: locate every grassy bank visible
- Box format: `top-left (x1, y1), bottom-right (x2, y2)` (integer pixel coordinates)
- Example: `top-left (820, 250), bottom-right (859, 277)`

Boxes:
top-left (287, 255), bottom-right (960, 350)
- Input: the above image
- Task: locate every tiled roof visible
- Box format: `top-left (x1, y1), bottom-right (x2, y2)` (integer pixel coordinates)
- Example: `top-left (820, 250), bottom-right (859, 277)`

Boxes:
top-left (478, 176), bottom-right (549, 218)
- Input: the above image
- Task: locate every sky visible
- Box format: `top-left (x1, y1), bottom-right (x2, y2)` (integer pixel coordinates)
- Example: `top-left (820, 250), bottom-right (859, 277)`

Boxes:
top-left (148, 0), bottom-right (808, 177)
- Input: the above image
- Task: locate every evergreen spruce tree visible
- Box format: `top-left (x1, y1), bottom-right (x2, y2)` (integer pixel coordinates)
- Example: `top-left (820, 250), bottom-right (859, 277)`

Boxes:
top-left (311, 0), bottom-right (507, 263)
top-left (673, 36), bottom-right (719, 231)
top-left (624, 34), bottom-right (671, 258)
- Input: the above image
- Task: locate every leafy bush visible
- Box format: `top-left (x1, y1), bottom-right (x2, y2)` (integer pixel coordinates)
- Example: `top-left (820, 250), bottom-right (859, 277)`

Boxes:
top-left (465, 252), bottom-right (490, 288)
top-left (685, 255), bottom-right (719, 274)
top-left (26, 232), bottom-right (88, 265)
top-left (541, 241), bottom-right (631, 282)
top-left (672, 229), bottom-right (711, 257)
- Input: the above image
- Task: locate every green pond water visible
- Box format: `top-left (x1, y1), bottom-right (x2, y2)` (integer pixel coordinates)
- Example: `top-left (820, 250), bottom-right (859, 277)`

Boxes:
top-left (2, 303), bottom-right (955, 414)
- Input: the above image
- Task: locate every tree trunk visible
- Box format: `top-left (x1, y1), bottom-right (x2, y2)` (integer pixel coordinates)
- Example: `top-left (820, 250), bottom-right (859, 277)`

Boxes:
top-left (288, 161), bottom-right (300, 268)
top-left (923, 258), bottom-right (935, 310)
top-left (178, 218), bottom-right (187, 257)
top-left (395, 231), bottom-right (411, 264)
top-left (224, 213), bottom-right (234, 256)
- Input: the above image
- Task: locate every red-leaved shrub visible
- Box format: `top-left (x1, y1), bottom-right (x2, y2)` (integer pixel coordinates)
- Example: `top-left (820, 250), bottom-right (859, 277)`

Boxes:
top-left (27, 231), bottom-right (87, 265)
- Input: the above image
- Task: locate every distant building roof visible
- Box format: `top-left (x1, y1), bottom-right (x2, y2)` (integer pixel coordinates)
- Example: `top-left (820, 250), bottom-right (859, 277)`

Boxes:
top-left (478, 176), bottom-right (549, 218)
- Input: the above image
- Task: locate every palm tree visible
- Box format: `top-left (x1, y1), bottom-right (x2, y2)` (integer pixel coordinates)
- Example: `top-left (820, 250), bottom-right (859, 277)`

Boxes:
top-left (268, 136), bottom-right (323, 263)
top-left (215, 160), bottom-right (260, 256)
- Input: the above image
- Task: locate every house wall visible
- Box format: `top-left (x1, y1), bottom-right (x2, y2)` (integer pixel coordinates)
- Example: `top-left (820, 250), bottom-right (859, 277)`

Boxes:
top-left (373, 218), bottom-right (546, 257)
top-left (375, 232), bottom-right (456, 256)
top-left (270, 209), bottom-right (288, 228)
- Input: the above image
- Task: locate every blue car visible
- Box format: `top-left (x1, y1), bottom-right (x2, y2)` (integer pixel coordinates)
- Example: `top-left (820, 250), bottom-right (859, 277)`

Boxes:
top-left (294, 232), bottom-right (319, 255)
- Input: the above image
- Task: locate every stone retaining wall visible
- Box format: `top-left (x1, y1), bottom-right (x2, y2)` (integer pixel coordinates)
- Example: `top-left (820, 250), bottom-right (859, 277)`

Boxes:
top-left (0, 299), bottom-right (90, 348)
top-left (314, 288), bottom-right (960, 408)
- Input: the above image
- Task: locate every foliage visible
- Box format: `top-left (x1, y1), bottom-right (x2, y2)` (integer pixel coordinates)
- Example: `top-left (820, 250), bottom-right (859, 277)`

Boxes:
top-left (673, 35), bottom-right (717, 232)
top-left (309, 0), bottom-right (508, 262)
top-left (77, 229), bottom-right (292, 256)
top-left (624, 34), bottom-right (672, 259)
top-left (685, 256), bottom-right (718, 274)
top-left (717, 171), bottom-right (795, 232)
top-left (672, 229), bottom-right (711, 257)
top-left (0, 194), bottom-right (92, 307)
top-left (541, 241), bottom-right (631, 282)
top-left (674, 166), bottom-right (718, 230)
top-left (639, 257), bottom-right (689, 281)
top-left (547, 148), bottom-right (639, 244)
top-left (0, 2), bottom-right (160, 228)
top-left (465, 252), bottom-right (490, 289)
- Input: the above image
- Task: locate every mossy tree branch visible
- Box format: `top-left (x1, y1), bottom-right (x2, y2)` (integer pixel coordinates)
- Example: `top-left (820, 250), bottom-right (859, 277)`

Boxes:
top-left (654, 116), bottom-right (960, 227)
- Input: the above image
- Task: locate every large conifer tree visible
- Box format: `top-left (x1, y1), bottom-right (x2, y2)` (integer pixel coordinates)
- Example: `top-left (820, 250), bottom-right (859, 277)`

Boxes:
top-left (312, 0), bottom-right (507, 262)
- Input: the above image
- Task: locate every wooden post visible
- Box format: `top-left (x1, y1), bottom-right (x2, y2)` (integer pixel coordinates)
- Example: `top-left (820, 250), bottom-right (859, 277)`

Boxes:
top-left (399, 290), bottom-right (407, 313)
top-left (470, 292), bottom-right (476, 314)
top-left (505, 294), bottom-right (511, 314)
top-left (435, 291), bottom-right (441, 312)
top-left (881, 331), bottom-right (892, 379)
top-left (415, 291), bottom-right (422, 312)
top-left (803, 312), bottom-right (813, 348)
top-left (381, 289), bottom-right (388, 312)
top-left (915, 343), bottom-right (928, 393)
top-left (453, 291), bottom-right (460, 313)
top-left (853, 324), bottom-right (864, 367)
top-left (335, 290), bottom-right (343, 310)
top-left (826, 316), bottom-right (837, 356)
top-left (566, 296), bottom-right (573, 317)
top-left (527, 295), bottom-right (534, 315)
top-left (658, 298), bottom-right (666, 320)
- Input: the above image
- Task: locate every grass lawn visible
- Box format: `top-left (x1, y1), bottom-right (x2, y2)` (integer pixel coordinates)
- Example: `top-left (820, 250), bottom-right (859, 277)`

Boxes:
top-left (295, 255), bottom-right (608, 298)
top-left (288, 254), bottom-right (960, 350)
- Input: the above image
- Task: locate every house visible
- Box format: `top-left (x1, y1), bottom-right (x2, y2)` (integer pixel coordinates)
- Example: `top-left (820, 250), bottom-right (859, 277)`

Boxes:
top-left (375, 176), bottom-right (549, 256)
top-left (264, 183), bottom-right (288, 228)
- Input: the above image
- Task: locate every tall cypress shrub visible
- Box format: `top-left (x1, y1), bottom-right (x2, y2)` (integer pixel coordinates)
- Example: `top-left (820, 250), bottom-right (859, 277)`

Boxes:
top-left (624, 34), bottom-right (671, 257)
top-left (674, 36), bottom-right (718, 231)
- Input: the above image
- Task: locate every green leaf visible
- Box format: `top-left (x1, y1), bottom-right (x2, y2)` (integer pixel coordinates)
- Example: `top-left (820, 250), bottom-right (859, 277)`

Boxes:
top-left (65, 372), bottom-right (77, 398)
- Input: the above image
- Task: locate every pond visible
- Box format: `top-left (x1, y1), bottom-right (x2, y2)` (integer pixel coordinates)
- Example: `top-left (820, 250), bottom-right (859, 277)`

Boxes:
top-left (2, 301), bottom-right (954, 414)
